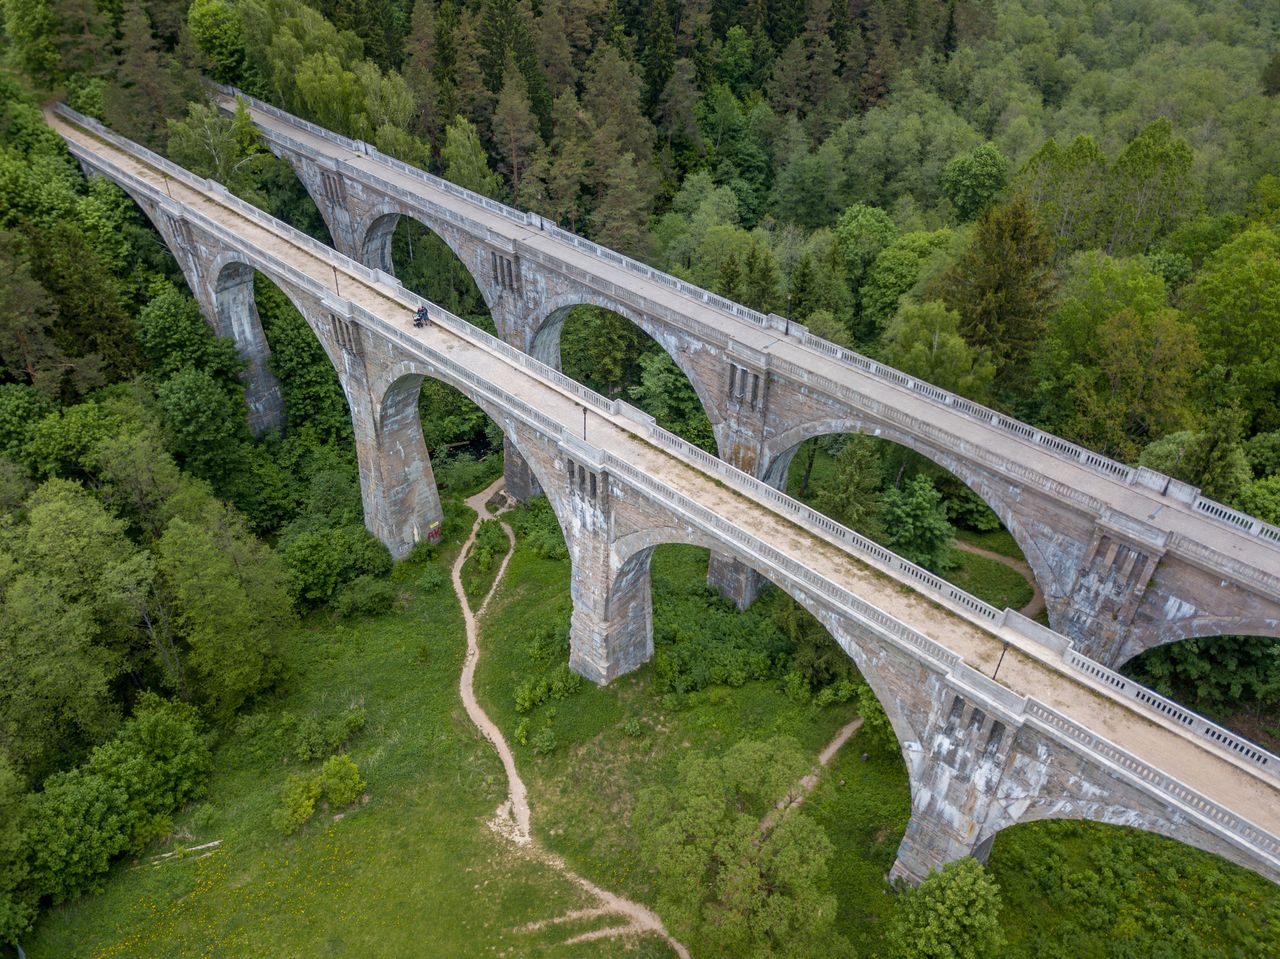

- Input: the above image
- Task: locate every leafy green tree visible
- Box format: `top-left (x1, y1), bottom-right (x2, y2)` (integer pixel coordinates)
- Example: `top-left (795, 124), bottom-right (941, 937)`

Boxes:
top-left (155, 510), bottom-right (292, 721)
top-left (942, 142), bottom-right (1008, 221)
top-left (167, 102), bottom-right (277, 207)
top-left (1187, 225), bottom-right (1280, 432)
top-left (1126, 635), bottom-right (1280, 722)
top-left (1266, 53), bottom-right (1280, 97)
top-left (636, 737), bottom-right (840, 958)
top-left (629, 351), bottom-right (715, 451)
top-left (1019, 134), bottom-right (1107, 255)
top-left (281, 523), bottom-right (393, 606)
top-left (812, 435), bottom-right (884, 537)
top-left (560, 306), bottom-right (648, 398)
top-left (1139, 407), bottom-right (1252, 504)
top-left (0, 754), bottom-right (34, 944)
top-left (936, 196), bottom-right (1054, 402)
top-left (188, 0), bottom-right (245, 83)
top-left (882, 475), bottom-right (953, 571)
top-left (23, 769), bottom-right (129, 904)
top-left (441, 115), bottom-right (503, 198)
top-left (881, 301), bottom-right (994, 402)
top-left (1104, 119), bottom-right (1196, 256)
top-left (833, 202), bottom-right (898, 293)
top-left (888, 857), bottom-right (1004, 959)
top-left (0, 384), bottom-right (53, 458)
top-left (23, 399), bottom-right (123, 479)
top-left (1036, 253), bottom-right (1200, 460)
top-left (860, 229), bottom-right (953, 339)
top-left (156, 367), bottom-right (250, 488)
top-left (135, 283), bottom-right (244, 389)
top-left (87, 694), bottom-right (211, 852)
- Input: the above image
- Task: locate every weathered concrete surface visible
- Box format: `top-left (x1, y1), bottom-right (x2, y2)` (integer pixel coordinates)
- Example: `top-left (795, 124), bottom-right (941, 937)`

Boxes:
top-left (225, 88), bottom-right (1280, 669)
top-left (53, 103), bottom-right (1280, 892)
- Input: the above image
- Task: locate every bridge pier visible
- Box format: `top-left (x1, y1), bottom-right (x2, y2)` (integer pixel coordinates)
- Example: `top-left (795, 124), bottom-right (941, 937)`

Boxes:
top-left (560, 456), bottom-right (653, 684)
top-left (503, 436), bottom-right (543, 503)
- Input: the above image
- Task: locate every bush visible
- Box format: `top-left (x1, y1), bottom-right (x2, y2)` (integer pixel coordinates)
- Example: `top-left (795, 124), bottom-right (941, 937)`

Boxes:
top-left (278, 705), bottom-right (367, 763)
top-left (529, 726), bottom-right (557, 756)
top-left (470, 519), bottom-right (507, 573)
top-left (272, 772), bottom-right (322, 835)
top-left (509, 497), bottom-right (567, 560)
top-left (282, 524), bottom-right (393, 605)
top-left (87, 694), bottom-right (213, 852)
top-left (622, 718), bottom-right (644, 738)
top-left (888, 858), bottom-right (1004, 959)
top-left (331, 575), bottom-right (397, 618)
top-left (317, 755), bottom-right (365, 807)
top-left (25, 770), bottom-right (130, 903)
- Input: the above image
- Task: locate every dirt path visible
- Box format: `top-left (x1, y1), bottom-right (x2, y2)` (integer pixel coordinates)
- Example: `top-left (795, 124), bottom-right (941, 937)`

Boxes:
top-left (760, 717), bottom-right (863, 835)
top-left (452, 479), bottom-right (691, 958)
top-left (952, 539), bottom-right (1045, 619)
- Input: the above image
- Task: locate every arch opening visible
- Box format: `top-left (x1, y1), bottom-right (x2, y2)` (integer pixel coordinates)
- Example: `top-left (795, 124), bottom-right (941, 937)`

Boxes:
top-left (764, 428), bottom-right (1046, 619)
top-left (1121, 633), bottom-right (1280, 754)
top-left (984, 818), bottom-right (1280, 949)
top-left (360, 212), bottom-right (495, 334)
top-left (541, 304), bottom-right (718, 452)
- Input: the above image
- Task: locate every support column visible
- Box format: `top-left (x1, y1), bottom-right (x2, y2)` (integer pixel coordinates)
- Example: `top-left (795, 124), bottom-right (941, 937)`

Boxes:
top-left (213, 262), bottom-right (286, 436)
top-left (561, 454), bottom-right (653, 684)
top-left (889, 690), bottom-right (1011, 885)
top-left (503, 435), bottom-right (543, 503)
top-left (342, 326), bottom-right (444, 558)
top-left (709, 346), bottom-right (772, 608)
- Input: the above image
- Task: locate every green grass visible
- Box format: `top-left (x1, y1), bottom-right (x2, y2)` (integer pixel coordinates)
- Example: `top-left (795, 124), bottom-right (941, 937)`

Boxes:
top-left (30, 497), bottom-right (1280, 958)
top-left (954, 526), bottom-right (1026, 560)
top-left (945, 549), bottom-right (1035, 610)
top-left (22, 509), bottom-right (671, 958)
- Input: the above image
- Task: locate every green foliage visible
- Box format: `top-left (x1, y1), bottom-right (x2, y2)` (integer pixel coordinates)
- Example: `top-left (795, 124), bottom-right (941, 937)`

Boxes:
top-left (87, 695), bottom-right (212, 852)
top-left (136, 283), bottom-right (244, 389)
top-left (882, 475), bottom-right (955, 572)
top-left (0, 384), bottom-right (53, 457)
top-left (271, 771), bottom-right (322, 835)
top-left (629, 350), bottom-right (716, 451)
top-left (508, 497), bottom-right (566, 560)
top-left (1124, 636), bottom-right (1280, 719)
top-left (331, 574), bottom-right (398, 618)
top-left (188, 0), bottom-right (246, 82)
top-left (942, 142), bottom-right (1009, 221)
top-left (470, 518), bottom-right (507, 573)
top-left (1138, 407), bottom-right (1252, 504)
top-left (282, 524), bottom-right (393, 606)
top-left (156, 367), bottom-right (250, 488)
top-left (833, 202), bottom-right (899, 292)
top-left (317, 754), bottom-right (365, 807)
top-left (860, 229), bottom-right (953, 338)
top-left (888, 857), bottom-right (1004, 959)
top-left (636, 736), bottom-right (839, 957)
top-left (24, 769), bottom-right (130, 904)
top-left (441, 116), bottom-right (503, 198)
top-left (277, 704), bottom-right (367, 763)
top-left (881, 300), bottom-right (994, 401)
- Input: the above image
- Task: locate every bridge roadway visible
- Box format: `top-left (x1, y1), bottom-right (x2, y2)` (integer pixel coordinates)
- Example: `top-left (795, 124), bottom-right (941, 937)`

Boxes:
top-left (48, 106), bottom-right (1280, 882)
top-left (222, 88), bottom-right (1280, 620)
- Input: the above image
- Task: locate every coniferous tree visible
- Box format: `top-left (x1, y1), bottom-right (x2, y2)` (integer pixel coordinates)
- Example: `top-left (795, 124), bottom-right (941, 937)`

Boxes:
top-left (536, 0), bottom-right (577, 96)
top-left (492, 54), bottom-right (542, 198)
top-left (641, 0), bottom-right (675, 117)
top-left (102, 1), bottom-right (189, 149)
top-left (937, 195), bottom-right (1055, 402)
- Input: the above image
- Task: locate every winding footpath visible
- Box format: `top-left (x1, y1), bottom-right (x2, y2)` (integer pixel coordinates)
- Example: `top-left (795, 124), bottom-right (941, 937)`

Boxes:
top-left (952, 538), bottom-right (1046, 619)
top-left (451, 479), bottom-right (691, 957)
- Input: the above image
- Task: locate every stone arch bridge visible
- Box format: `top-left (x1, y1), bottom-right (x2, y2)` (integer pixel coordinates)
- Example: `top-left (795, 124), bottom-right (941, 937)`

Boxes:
top-left (204, 86), bottom-right (1280, 672)
top-left (48, 103), bottom-right (1280, 889)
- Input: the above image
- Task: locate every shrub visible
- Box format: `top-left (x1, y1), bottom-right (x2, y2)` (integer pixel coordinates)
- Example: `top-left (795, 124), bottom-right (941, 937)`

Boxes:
top-left (529, 726), bottom-right (557, 756)
top-left (272, 773), bottom-right (322, 835)
top-left (331, 575), bottom-right (397, 618)
top-left (318, 755), bottom-right (365, 807)
top-left (25, 770), bottom-right (130, 903)
top-left (514, 718), bottom-right (531, 746)
top-left (509, 498), bottom-right (567, 559)
top-left (887, 858), bottom-right (1004, 959)
top-left (470, 519), bottom-right (507, 573)
top-left (622, 718), bottom-right (644, 738)
top-left (87, 694), bottom-right (212, 852)
top-left (278, 705), bottom-right (366, 763)
top-left (282, 524), bottom-right (393, 606)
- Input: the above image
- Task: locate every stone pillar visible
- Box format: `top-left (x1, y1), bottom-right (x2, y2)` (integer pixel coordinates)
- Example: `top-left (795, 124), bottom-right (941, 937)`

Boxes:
top-left (888, 690), bottom-right (1011, 885)
top-left (1057, 516), bottom-right (1167, 667)
top-left (345, 340), bottom-right (444, 558)
top-left (503, 435), bottom-right (543, 503)
top-left (561, 455), bottom-right (653, 684)
top-left (708, 347), bottom-right (772, 608)
top-left (212, 262), bottom-right (286, 436)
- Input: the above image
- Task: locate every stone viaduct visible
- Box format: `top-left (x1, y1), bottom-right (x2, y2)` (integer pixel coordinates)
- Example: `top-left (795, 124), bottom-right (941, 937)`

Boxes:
top-left (208, 85), bottom-right (1280, 672)
top-left (48, 102), bottom-right (1280, 890)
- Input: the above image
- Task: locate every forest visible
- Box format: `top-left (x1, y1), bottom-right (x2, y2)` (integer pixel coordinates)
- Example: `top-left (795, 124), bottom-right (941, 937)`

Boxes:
top-left (0, 0), bottom-right (1279, 954)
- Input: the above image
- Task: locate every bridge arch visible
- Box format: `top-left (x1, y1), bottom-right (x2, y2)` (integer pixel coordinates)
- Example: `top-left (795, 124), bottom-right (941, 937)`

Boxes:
top-left (760, 416), bottom-right (1063, 610)
top-left (607, 525), bottom-right (929, 775)
top-left (526, 294), bottom-right (727, 454)
top-left (353, 204), bottom-right (500, 323)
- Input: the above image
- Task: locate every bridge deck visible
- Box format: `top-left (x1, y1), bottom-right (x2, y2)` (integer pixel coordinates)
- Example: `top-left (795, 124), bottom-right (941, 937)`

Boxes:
top-left (225, 92), bottom-right (1280, 596)
top-left (50, 109), bottom-right (1280, 854)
